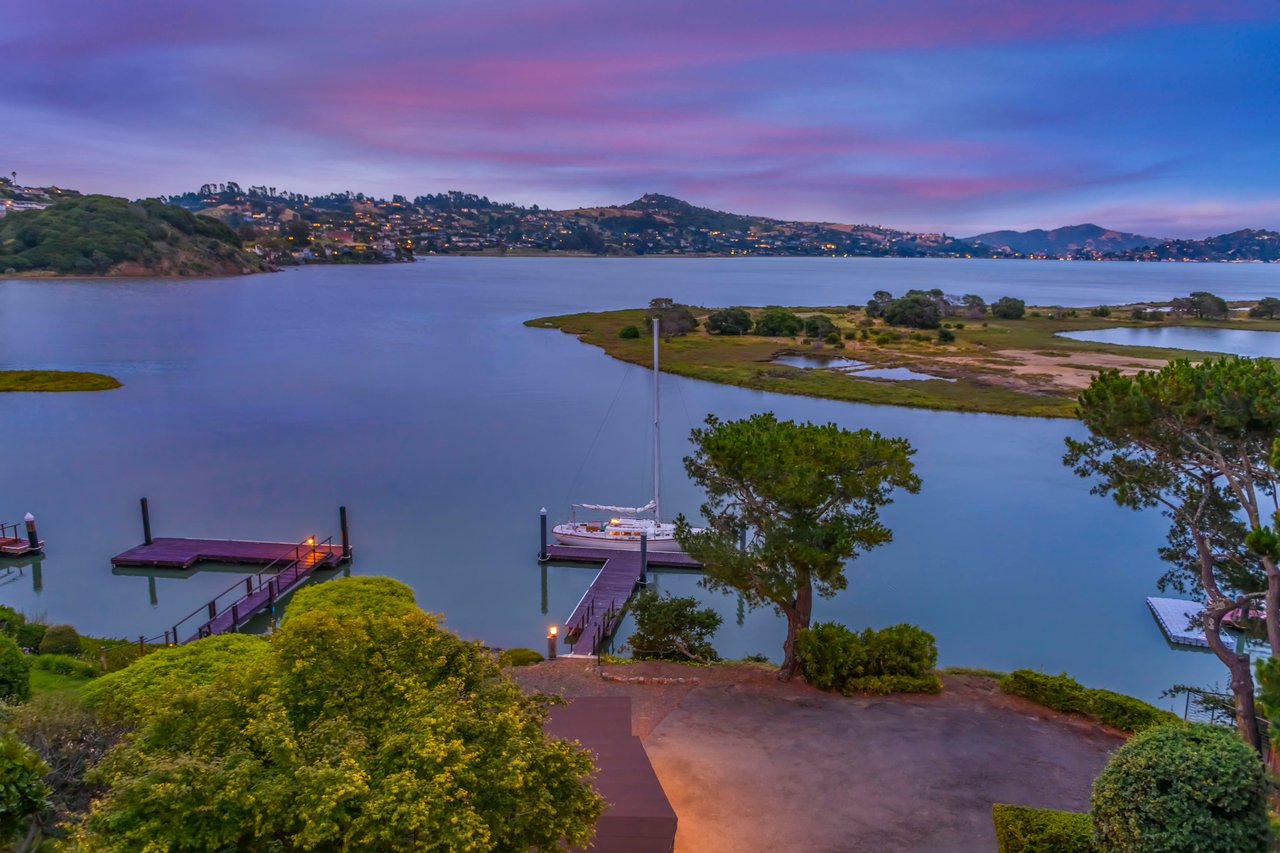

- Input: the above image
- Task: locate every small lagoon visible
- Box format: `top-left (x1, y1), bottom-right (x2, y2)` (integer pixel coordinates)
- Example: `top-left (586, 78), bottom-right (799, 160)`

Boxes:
top-left (772, 353), bottom-right (953, 382)
top-left (1057, 325), bottom-right (1280, 358)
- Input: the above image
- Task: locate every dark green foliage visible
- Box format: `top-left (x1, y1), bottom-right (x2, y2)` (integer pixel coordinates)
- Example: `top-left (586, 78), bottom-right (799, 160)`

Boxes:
top-left (626, 588), bottom-right (722, 661)
top-left (705, 307), bottom-right (752, 336)
top-left (992, 804), bottom-right (1094, 853)
top-left (0, 731), bottom-right (49, 842)
top-left (754, 306), bottom-right (804, 336)
top-left (937, 328), bottom-right (956, 343)
top-left (865, 290), bottom-right (893, 318)
top-left (999, 670), bottom-right (1179, 732)
top-left (0, 195), bottom-right (258, 276)
top-left (1249, 297), bottom-right (1280, 319)
top-left (1128, 307), bottom-right (1164, 321)
top-left (1091, 723), bottom-right (1270, 852)
top-left (1089, 306), bottom-right (1112, 317)
top-left (498, 647), bottom-right (544, 667)
top-left (991, 296), bottom-right (1026, 319)
top-left (1088, 688), bottom-right (1180, 732)
top-left (1170, 291), bottom-right (1228, 319)
top-left (31, 654), bottom-right (95, 679)
top-left (647, 298), bottom-right (699, 337)
top-left (618, 325), bottom-right (641, 339)
top-left (961, 294), bottom-right (987, 316)
top-left (0, 607), bottom-right (44, 650)
top-left (803, 315), bottom-right (835, 339)
top-left (1000, 670), bottom-right (1090, 715)
top-left (883, 292), bottom-right (942, 329)
top-left (796, 622), bottom-right (940, 695)
top-left (38, 625), bottom-right (80, 656)
top-left (0, 636), bottom-right (30, 702)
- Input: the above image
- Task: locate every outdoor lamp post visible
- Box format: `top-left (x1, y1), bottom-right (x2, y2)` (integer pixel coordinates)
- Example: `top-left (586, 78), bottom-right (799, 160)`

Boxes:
top-left (548, 625), bottom-right (558, 660)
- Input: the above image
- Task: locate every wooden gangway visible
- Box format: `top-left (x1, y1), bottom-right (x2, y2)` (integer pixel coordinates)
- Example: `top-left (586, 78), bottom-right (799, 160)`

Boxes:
top-left (546, 544), bottom-right (701, 655)
top-left (115, 535), bottom-right (347, 644)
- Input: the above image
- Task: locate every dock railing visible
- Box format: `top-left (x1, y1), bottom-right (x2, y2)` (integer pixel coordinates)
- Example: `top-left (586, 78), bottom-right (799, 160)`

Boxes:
top-left (148, 535), bottom-right (335, 645)
top-left (0, 521), bottom-right (21, 541)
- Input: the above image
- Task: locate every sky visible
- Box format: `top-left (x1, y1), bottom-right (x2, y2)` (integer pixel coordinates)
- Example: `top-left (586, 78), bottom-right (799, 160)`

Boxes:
top-left (2, 0), bottom-right (1278, 237)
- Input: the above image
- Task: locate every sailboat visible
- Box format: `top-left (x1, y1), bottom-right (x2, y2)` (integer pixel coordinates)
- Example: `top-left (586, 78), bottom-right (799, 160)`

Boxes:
top-left (552, 317), bottom-right (699, 552)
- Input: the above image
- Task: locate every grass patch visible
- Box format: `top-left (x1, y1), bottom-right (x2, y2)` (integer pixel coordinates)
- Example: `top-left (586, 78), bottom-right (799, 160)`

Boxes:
top-left (0, 370), bottom-right (121, 392)
top-left (941, 666), bottom-right (1007, 679)
top-left (29, 668), bottom-right (91, 700)
top-left (528, 304), bottom-right (1280, 419)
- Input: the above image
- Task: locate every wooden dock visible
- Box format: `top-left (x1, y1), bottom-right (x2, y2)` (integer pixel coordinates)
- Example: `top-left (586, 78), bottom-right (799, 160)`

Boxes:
top-left (546, 544), bottom-right (701, 655)
top-left (1147, 597), bottom-right (1210, 648)
top-left (115, 535), bottom-right (348, 644)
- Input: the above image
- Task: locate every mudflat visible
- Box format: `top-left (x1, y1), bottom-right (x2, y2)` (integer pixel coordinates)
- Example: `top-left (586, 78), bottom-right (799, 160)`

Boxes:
top-left (515, 661), bottom-right (1122, 853)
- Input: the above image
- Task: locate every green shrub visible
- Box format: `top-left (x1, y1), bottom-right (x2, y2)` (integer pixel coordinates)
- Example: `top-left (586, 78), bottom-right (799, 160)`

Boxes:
top-left (31, 654), bottom-right (95, 679)
top-left (803, 315), bottom-right (835, 339)
top-left (843, 330), bottom-right (857, 340)
top-left (999, 670), bottom-right (1091, 715)
top-left (626, 588), bottom-right (722, 661)
top-left (1091, 723), bottom-right (1270, 852)
top-left (937, 328), bottom-right (956, 343)
top-left (796, 622), bottom-right (938, 695)
top-left (1088, 688), bottom-right (1179, 732)
top-left (618, 325), bottom-right (641, 339)
top-left (873, 332), bottom-right (894, 346)
top-left (15, 622), bottom-right (45, 651)
top-left (992, 296), bottom-right (1026, 319)
top-left (992, 804), bottom-right (1093, 853)
top-left (0, 731), bottom-right (49, 841)
top-left (499, 647), bottom-right (544, 667)
top-left (704, 308), bottom-right (752, 336)
top-left (38, 625), bottom-right (80, 656)
top-left (1089, 306), bottom-right (1112, 317)
top-left (754, 307), bottom-right (803, 337)
top-left (954, 322), bottom-right (965, 329)
top-left (999, 670), bottom-right (1177, 732)
top-left (0, 636), bottom-right (30, 702)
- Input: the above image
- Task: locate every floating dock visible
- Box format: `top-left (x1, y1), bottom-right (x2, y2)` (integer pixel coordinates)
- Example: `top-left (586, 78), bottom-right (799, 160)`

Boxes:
top-left (111, 537), bottom-right (344, 570)
top-left (0, 517), bottom-right (43, 557)
top-left (546, 544), bottom-right (701, 655)
top-left (1147, 597), bottom-right (1210, 648)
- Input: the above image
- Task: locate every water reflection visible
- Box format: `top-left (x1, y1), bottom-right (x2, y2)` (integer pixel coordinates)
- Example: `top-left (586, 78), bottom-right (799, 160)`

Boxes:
top-left (1057, 325), bottom-right (1280, 358)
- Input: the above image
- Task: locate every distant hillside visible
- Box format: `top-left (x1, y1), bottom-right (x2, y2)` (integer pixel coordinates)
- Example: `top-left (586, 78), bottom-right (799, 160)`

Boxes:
top-left (965, 223), bottom-right (1158, 256)
top-left (0, 195), bottom-right (270, 277)
top-left (1112, 229), bottom-right (1280, 262)
top-left (561, 193), bottom-right (974, 257)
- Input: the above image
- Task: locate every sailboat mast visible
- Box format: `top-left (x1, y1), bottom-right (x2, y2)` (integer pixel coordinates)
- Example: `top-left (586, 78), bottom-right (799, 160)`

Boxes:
top-left (653, 316), bottom-right (661, 523)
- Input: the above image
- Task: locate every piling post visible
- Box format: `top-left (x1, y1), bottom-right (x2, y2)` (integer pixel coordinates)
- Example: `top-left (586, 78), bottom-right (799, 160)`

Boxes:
top-left (639, 533), bottom-right (648, 584)
top-left (339, 506), bottom-right (351, 559)
top-left (23, 513), bottom-right (40, 552)
top-left (140, 498), bottom-right (153, 546)
top-left (538, 508), bottom-right (548, 562)
top-left (547, 625), bottom-right (558, 660)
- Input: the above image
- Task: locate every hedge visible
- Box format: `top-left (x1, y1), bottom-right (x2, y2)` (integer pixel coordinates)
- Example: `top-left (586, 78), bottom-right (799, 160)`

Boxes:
top-left (31, 654), bottom-right (96, 679)
top-left (796, 622), bottom-right (941, 695)
top-left (499, 647), bottom-right (544, 667)
top-left (999, 670), bottom-right (1178, 733)
top-left (38, 624), bottom-right (81, 656)
top-left (992, 804), bottom-right (1093, 853)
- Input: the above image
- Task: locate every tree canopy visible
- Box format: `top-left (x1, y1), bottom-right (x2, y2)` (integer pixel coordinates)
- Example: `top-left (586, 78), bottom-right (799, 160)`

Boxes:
top-left (990, 296), bottom-right (1026, 319)
top-left (646, 298), bottom-right (699, 337)
top-left (677, 413), bottom-right (920, 679)
top-left (77, 577), bottom-right (603, 851)
top-left (1064, 357), bottom-right (1280, 748)
top-left (753, 307), bottom-right (803, 337)
top-left (882, 292), bottom-right (942, 329)
top-left (704, 307), bottom-right (753, 336)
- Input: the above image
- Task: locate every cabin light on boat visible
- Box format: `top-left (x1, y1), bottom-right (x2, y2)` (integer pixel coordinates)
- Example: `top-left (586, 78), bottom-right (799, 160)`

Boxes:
top-left (610, 518), bottom-right (620, 524)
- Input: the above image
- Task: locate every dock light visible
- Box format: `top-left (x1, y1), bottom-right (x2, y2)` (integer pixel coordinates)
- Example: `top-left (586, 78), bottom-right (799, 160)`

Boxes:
top-left (306, 536), bottom-right (315, 545)
top-left (547, 625), bottom-right (558, 660)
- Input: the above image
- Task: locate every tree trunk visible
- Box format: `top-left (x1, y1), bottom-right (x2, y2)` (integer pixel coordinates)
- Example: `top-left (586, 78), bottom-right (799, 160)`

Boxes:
top-left (1230, 653), bottom-right (1263, 752)
top-left (777, 581), bottom-right (814, 682)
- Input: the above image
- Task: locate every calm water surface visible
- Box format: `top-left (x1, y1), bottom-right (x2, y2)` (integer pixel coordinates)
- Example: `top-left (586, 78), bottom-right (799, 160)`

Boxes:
top-left (1058, 324), bottom-right (1280, 358)
top-left (3, 257), bottom-right (1279, 704)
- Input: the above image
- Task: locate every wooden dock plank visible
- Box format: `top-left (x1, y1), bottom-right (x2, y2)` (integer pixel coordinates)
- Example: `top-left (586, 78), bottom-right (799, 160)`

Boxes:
top-left (112, 537), bottom-right (342, 569)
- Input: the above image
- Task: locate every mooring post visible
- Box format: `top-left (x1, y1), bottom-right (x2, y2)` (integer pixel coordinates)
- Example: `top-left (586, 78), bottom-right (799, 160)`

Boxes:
top-left (140, 497), bottom-right (153, 546)
top-left (23, 512), bottom-right (39, 552)
top-left (538, 507), bottom-right (548, 562)
top-left (548, 625), bottom-right (558, 660)
top-left (639, 532), bottom-right (648, 584)
top-left (339, 506), bottom-right (351, 559)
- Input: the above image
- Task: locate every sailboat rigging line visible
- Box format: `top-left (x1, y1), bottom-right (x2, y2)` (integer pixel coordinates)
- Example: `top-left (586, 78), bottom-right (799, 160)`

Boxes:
top-left (565, 363), bottom-right (635, 505)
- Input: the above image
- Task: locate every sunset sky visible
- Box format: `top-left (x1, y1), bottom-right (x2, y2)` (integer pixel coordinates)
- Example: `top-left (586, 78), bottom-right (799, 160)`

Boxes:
top-left (3, 0), bottom-right (1277, 236)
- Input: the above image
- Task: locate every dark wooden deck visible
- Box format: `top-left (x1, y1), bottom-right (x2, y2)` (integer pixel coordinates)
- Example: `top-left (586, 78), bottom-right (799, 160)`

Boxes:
top-left (545, 697), bottom-right (677, 853)
top-left (112, 537), bottom-right (343, 570)
top-left (547, 545), bottom-right (702, 655)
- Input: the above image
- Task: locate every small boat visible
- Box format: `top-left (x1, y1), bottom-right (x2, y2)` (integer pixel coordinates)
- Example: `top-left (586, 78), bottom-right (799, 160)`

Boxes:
top-left (552, 317), bottom-right (701, 551)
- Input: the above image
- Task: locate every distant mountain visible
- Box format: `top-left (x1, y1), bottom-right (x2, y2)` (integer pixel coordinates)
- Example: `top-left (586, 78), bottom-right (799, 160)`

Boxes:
top-left (964, 223), bottom-right (1159, 256)
top-left (0, 195), bottom-right (269, 277)
top-left (1112, 229), bottom-right (1280, 262)
top-left (561, 193), bottom-right (974, 257)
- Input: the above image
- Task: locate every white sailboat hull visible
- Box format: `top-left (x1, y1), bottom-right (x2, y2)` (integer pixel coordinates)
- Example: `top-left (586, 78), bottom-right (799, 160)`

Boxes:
top-left (552, 523), bottom-right (690, 552)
